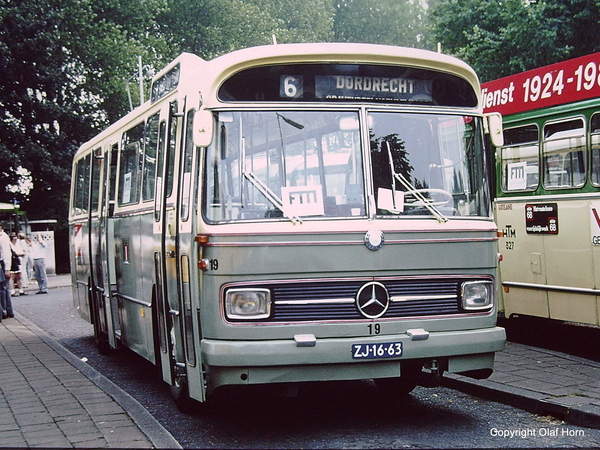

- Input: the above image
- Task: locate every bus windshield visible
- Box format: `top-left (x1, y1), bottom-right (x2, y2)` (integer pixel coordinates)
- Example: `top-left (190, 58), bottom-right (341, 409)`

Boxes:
top-left (370, 112), bottom-right (490, 219)
top-left (203, 110), bottom-right (489, 222)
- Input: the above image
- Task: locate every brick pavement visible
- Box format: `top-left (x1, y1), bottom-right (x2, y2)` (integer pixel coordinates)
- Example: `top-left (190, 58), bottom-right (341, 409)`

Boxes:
top-left (0, 315), bottom-right (180, 448)
top-left (443, 341), bottom-right (600, 429)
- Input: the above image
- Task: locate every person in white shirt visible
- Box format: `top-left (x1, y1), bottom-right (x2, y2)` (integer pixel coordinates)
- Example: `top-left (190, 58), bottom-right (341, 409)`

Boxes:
top-left (0, 224), bottom-right (14, 319)
top-left (31, 234), bottom-right (48, 294)
top-left (10, 233), bottom-right (26, 296)
top-left (18, 232), bottom-right (31, 288)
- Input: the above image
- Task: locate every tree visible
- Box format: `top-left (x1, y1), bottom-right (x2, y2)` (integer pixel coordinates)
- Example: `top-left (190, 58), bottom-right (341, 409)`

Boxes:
top-left (428, 0), bottom-right (600, 82)
top-left (158, 0), bottom-right (335, 59)
top-left (333, 0), bottom-right (430, 48)
top-left (0, 0), bottom-right (167, 271)
top-left (256, 0), bottom-right (335, 44)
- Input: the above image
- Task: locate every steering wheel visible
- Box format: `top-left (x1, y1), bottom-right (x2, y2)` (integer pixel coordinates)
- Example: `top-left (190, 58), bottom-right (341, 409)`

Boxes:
top-left (404, 188), bottom-right (453, 207)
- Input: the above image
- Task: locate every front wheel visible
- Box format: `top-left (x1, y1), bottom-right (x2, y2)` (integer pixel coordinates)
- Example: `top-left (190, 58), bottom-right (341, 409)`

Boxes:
top-left (89, 286), bottom-right (112, 355)
top-left (170, 375), bottom-right (198, 413)
top-left (169, 374), bottom-right (211, 414)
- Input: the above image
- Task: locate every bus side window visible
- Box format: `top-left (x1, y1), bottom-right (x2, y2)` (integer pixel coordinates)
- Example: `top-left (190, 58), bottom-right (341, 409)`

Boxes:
top-left (72, 154), bottom-right (91, 216)
top-left (118, 122), bottom-right (145, 205)
top-left (154, 120), bottom-right (167, 222)
top-left (165, 101), bottom-right (178, 199)
top-left (143, 113), bottom-right (160, 202)
top-left (180, 109), bottom-right (195, 222)
top-left (543, 118), bottom-right (586, 189)
top-left (501, 124), bottom-right (539, 192)
top-left (591, 113), bottom-right (600, 186)
top-left (91, 148), bottom-right (102, 213)
top-left (108, 144), bottom-right (118, 217)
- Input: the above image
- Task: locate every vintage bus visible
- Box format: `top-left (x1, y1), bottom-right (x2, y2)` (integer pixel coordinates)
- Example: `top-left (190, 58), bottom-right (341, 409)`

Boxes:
top-left (69, 43), bottom-right (506, 411)
top-left (483, 52), bottom-right (600, 328)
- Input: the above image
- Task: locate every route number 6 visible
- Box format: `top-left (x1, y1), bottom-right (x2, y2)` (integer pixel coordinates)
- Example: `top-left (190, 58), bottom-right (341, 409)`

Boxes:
top-left (281, 75), bottom-right (303, 98)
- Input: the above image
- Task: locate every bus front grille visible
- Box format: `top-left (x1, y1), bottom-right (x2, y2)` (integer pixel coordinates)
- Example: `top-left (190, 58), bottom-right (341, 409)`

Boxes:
top-left (268, 278), bottom-right (462, 322)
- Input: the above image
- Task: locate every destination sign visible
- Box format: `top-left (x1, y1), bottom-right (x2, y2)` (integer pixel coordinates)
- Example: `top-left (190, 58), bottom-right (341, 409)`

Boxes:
top-left (151, 63), bottom-right (180, 103)
top-left (219, 63), bottom-right (477, 107)
top-left (525, 203), bottom-right (558, 235)
top-left (313, 75), bottom-right (430, 102)
top-left (481, 51), bottom-right (600, 116)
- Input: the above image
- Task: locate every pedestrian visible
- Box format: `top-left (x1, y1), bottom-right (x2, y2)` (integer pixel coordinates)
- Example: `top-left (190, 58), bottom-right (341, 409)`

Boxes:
top-left (10, 233), bottom-right (26, 296)
top-left (25, 235), bottom-right (35, 280)
top-left (31, 233), bottom-right (48, 294)
top-left (19, 232), bottom-right (31, 288)
top-left (0, 224), bottom-right (14, 319)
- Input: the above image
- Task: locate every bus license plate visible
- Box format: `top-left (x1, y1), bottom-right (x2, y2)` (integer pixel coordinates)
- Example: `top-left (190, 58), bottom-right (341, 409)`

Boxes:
top-left (352, 342), bottom-right (403, 359)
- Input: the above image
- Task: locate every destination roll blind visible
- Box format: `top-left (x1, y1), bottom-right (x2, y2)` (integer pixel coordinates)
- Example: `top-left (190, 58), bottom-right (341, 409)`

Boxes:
top-left (219, 63), bottom-right (478, 107)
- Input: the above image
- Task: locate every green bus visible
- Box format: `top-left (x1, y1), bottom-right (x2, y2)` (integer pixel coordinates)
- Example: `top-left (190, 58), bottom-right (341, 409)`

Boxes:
top-left (483, 51), bottom-right (600, 327)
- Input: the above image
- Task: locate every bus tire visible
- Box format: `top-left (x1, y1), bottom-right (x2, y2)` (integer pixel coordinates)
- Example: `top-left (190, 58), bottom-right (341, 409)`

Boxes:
top-left (170, 376), bottom-right (201, 414)
top-left (89, 284), bottom-right (112, 355)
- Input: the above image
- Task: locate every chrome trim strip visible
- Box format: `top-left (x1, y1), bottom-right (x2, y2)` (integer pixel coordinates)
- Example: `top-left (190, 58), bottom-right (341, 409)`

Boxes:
top-left (496, 192), bottom-right (600, 202)
top-left (503, 281), bottom-right (600, 296)
top-left (114, 292), bottom-right (152, 307)
top-left (112, 206), bottom-right (155, 218)
top-left (274, 298), bottom-right (356, 305)
top-left (200, 227), bottom-right (498, 239)
top-left (205, 237), bottom-right (496, 247)
top-left (391, 294), bottom-right (457, 303)
top-left (225, 311), bottom-right (493, 327)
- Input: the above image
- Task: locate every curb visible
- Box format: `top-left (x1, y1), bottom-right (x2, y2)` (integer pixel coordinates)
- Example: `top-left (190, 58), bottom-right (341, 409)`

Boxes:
top-left (442, 373), bottom-right (600, 430)
top-left (13, 311), bottom-right (182, 449)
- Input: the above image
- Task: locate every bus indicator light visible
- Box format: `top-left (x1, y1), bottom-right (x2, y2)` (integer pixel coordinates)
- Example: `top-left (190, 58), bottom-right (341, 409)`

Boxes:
top-left (195, 234), bottom-right (210, 245)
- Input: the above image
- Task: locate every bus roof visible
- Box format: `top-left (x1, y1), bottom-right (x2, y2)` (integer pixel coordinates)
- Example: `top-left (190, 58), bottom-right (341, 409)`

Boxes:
top-left (481, 51), bottom-right (600, 116)
top-left (149, 43), bottom-right (481, 108)
top-left (77, 43), bottom-right (481, 155)
top-left (205, 43), bottom-right (479, 91)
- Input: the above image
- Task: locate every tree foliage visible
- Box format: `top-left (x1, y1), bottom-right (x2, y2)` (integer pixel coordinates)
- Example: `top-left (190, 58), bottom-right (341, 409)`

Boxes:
top-left (157, 0), bottom-right (334, 59)
top-left (0, 0), bottom-right (167, 270)
top-left (333, 0), bottom-right (429, 48)
top-left (0, 0), bottom-right (164, 215)
top-left (429, 0), bottom-right (600, 82)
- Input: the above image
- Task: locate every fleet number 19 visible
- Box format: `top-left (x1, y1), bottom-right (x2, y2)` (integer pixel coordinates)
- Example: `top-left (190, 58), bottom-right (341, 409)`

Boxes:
top-left (368, 323), bottom-right (381, 335)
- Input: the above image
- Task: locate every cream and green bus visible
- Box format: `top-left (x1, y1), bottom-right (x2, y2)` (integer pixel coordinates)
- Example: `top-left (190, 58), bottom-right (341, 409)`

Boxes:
top-left (483, 51), bottom-right (600, 328)
top-left (70, 43), bottom-right (506, 411)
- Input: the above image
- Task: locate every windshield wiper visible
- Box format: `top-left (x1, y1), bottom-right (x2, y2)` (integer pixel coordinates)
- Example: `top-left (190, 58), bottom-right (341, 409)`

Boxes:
top-left (385, 141), bottom-right (448, 223)
top-left (241, 137), bottom-right (302, 225)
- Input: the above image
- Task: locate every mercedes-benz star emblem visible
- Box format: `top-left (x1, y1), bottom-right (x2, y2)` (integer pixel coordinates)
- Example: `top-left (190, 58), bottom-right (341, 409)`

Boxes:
top-left (364, 229), bottom-right (384, 251)
top-left (356, 282), bottom-right (390, 319)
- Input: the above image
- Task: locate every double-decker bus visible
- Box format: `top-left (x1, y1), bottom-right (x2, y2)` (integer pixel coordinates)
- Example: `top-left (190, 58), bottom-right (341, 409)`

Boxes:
top-left (69, 43), bottom-right (505, 411)
top-left (483, 52), bottom-right (600, 328)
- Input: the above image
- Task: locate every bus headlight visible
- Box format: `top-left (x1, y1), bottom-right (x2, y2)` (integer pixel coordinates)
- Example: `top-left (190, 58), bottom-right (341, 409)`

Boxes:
top-left (461, 281), bottom-right (493, 310)
top-left (225, 288), bottom-right (271, 320)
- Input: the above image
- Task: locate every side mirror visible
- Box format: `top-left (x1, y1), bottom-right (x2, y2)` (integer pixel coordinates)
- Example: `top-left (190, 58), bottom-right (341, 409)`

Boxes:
top-left (193, 109), bottom-right (214, 147)
top-left (485, 112), bottom-right (504, 148)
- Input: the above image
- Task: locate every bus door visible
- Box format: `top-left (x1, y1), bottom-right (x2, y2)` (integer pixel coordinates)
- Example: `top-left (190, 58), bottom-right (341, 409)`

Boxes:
top-left (154, 100), bottom-right (184, 387)
top-left (175, 107), bottom-right (202, 401)
top-left (98, 143), bottom-right (120, 349)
